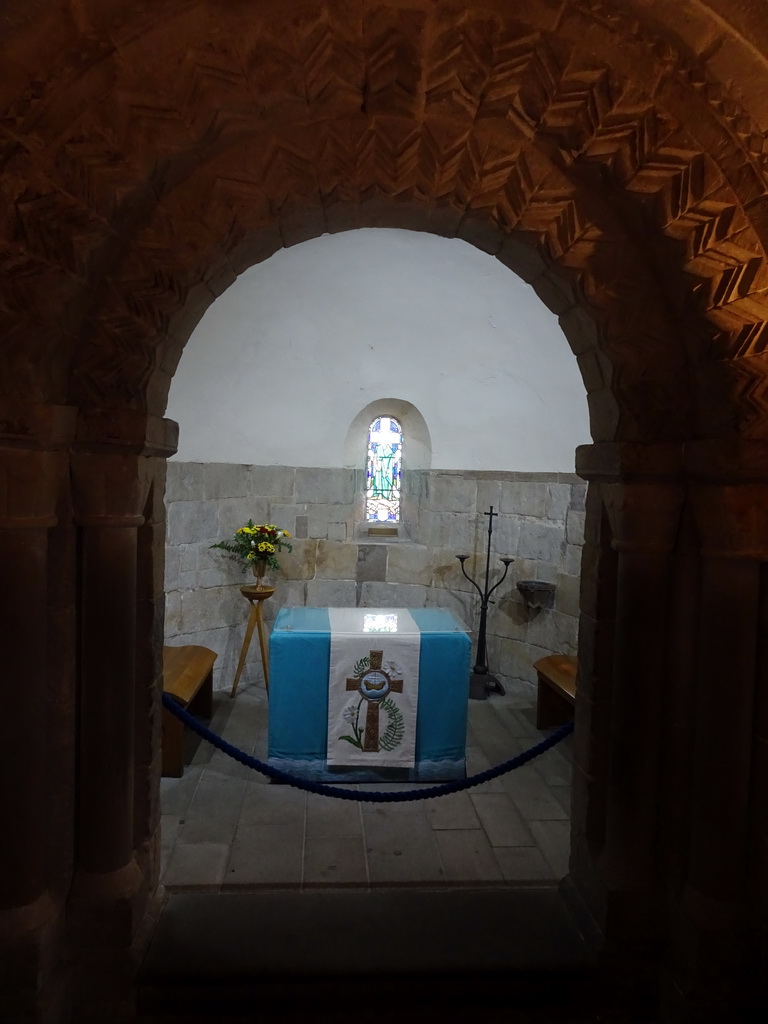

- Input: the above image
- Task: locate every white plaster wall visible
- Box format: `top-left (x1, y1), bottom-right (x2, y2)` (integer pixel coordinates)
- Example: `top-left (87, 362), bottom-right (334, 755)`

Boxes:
top-left (168, 228), bottom-right (590, 471)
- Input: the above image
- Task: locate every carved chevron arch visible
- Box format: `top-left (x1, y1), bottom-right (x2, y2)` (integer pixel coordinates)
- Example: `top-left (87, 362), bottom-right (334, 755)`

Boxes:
top-left (2, 1), bottom-right (768, 440)
top-left (77, 115), bottom-right (689, 446)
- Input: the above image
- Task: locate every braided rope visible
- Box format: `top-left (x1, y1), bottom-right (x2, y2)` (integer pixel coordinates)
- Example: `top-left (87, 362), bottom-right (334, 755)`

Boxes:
top-left (163, 693), bottom-right (573, 802)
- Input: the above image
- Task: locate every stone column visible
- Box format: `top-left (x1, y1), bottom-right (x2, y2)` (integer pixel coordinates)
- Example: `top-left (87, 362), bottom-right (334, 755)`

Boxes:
top-left (565, 481), bottom-right (617, 932)
top-left (667, 472), bottom-right (768, 1015)
top-left (599, 479), bottom-right (683, 928)
top-left (66, 412), bottom-right (177, 1023)
top-left (0, 442), bottom-right (68, 1022)
top-left (755, 558), bottom-right (768, 965)
top-left (573, 443), bottom-right (684, 949)
top-left (661, 440), bottom-right (768, 1019)
top-left (134, 459), bottom-right (169, 891)
top-left (68, 453), bottom-right (153, 943)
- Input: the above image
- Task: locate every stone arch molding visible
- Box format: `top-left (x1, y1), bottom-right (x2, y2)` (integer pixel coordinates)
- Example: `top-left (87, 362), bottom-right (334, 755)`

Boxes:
top-left (4, 5), bottom-right (768, 1022)
top-left (2, 2), bottom-right (768, 445)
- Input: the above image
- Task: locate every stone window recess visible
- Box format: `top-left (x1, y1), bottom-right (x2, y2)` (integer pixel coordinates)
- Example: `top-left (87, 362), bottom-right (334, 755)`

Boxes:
top-left (365, 415), bottom-right (403, 531)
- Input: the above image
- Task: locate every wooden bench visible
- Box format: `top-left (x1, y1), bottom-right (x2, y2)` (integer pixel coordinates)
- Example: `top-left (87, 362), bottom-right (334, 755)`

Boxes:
top-left (533, 654), bottom-right (577, 729)
top-left (162, 645), bottom-right (217, 778)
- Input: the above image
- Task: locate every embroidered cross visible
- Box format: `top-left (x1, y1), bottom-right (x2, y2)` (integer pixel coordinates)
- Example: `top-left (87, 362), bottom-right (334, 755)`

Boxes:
top-left (346, 649), bottom-right (403, 752)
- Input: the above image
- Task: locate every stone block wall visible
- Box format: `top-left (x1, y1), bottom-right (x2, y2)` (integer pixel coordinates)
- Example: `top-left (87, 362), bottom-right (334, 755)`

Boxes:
top-left (164, 463), bottom-right (585, 695)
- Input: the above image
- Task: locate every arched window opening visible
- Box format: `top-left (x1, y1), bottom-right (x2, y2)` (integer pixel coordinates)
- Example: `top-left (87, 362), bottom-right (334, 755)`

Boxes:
top-left (365, 415), bottom-right (403, 523)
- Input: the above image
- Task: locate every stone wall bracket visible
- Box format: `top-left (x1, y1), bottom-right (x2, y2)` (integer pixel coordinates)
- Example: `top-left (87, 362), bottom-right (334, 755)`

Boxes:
top-left (517, 579), bottom-right (556, 610)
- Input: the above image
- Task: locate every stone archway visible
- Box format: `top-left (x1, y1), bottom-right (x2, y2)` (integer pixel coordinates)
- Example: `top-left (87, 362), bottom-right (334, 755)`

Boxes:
top-left (2, 3), bottom-right (768, 1021)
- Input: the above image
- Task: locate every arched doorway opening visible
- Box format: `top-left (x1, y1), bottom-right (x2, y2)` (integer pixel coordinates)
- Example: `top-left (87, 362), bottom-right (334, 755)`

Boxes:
top-left (159, 225), bottom-right (590, 891)
top-left (3, 2), bottom-right (768, 1020)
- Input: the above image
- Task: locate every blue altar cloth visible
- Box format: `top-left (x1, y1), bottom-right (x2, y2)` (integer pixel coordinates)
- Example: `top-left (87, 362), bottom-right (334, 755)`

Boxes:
top-left (268, 607), bottom-right (471, 782)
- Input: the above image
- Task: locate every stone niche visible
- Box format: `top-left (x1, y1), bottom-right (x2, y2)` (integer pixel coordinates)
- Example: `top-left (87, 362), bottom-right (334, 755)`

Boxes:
top-left (164, 462), bottom-right (585, 695)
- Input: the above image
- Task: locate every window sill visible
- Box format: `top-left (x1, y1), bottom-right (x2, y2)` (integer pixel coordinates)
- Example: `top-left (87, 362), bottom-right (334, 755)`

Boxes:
top-left (354, 523), bottom-right (413, 543)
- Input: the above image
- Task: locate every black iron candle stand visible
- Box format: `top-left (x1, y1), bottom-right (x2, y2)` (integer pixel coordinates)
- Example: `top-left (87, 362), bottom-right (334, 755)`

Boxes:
top-left (456, 505), bottom-right (514, 701)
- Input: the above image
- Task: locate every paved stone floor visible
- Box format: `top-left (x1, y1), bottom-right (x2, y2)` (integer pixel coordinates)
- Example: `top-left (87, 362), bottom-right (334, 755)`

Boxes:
top-left (160, 684), bottom-right (572, 891)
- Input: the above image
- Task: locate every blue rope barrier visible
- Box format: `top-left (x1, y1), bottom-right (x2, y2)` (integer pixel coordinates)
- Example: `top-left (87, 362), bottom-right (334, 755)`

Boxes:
top-left (162, 692), bottom-right (574, 803)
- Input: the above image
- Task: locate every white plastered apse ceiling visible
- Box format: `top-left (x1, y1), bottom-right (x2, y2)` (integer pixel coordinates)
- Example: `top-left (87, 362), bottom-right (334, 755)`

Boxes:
top-left (167, 228), bottom-right (590, 470)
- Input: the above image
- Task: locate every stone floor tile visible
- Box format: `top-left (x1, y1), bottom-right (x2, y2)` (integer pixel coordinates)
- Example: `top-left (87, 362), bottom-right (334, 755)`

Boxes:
top-left (433, 829), bottom-right (504, 882)
top-left (478, 734), bottom-right (527, 770)
top-left (470, 792), bottom-right (536, 847)
top-left (364, 810), bottom-right (445, 885)
top-left (501, 765), bottom-right (568, 822)
top-left (533, 747), bottom-right (573, 787)
top-left (188, 743), bottom-right (212, 768)
top-left (550, 784), bottom-right (572, 815)
top-left (493, 845), bottom-right (555, 882)
top-left (223, 822), bottom-right (304, 887)
top-left (160, 843), bottom-right (174, 881)
top-left (468, 703), bottom-right (520, 752)
top-left (176, 777), bottom-right (246, 845)
top-left (469, 709), bottom-right (528, 771)
top-left (219, 698), bottom-right (269, 752)
top-left (495, 705), bottom-right (541, 739)
top-left (493, 690), bottom-right (538, 709)
top-left (305, 792), bottom-right (363, 838)
top-left (164, 842), bottom-right (229, 890)
top-left (238, 781), bottom-right (306, 827)
top-left (200, 746), bottom-right (250, 781)
top-left (465, 745), bottom-right (505, 793)
top-left (530, 820), bottom-right (571, 879)
top-left (188, 699), bottom-right (236, 766)
top-left (425, 790), bottom-right (481, 830)
top-left (160, 695), bottom-right (573, 892)
top-left (360, 785), bottom-right (435, 816)
top-left (303, 836), bottom-right (368, 886)
top-left (160, 812), bottom-right (182, 852)
top-left (159, 765), bottom-right (203, 817)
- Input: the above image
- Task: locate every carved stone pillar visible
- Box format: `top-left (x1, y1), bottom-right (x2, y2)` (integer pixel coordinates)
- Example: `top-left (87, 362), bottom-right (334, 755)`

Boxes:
top-left (68, 453), bottom-right (153, 943)
top-left (66, 412), bottom-right (177, 1023)
top-left (134, 459), bottom-right (169, 891)
top-left (0, 438), bottom-right (69, 1022)
top-left (573, 443), bottom-right (684, 949)
top-left (599, 481), bottom-right (683, 936)
top-left (666, 445), bottom-right (768, 1017)
top-left (565, 482), bottom-right (616, 933)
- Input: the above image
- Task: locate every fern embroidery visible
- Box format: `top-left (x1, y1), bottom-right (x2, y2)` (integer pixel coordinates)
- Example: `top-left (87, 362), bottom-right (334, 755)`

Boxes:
top-left (352, 655), bottom-right (370, 677)
top-left (378, 696), bottom-right (405, 751)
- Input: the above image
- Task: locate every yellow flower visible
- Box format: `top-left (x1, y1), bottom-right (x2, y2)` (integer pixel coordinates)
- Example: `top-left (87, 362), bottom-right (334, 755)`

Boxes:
top-left (246, 551), bottom-right (255, 560)
top-left (282, 530), bottom-right (291, 538)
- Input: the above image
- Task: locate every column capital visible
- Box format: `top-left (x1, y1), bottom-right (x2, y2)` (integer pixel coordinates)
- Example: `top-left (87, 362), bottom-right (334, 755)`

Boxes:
top-left (0, 402), bottom-right (77, 452)
top-left (70, 453), bottom-right (154, 527)
top-left (684, 439), bottom-right (768, 484)
top-left (690, 481), bottom-right (768, 559)
top-left (602, 479), bottom-right (685, 554)
top-left (0, 447), bottom-right (67, 528)
top-left (75, 409), bottom-right (178, 458)
top-left (575, 442), bottom-right (683, 483)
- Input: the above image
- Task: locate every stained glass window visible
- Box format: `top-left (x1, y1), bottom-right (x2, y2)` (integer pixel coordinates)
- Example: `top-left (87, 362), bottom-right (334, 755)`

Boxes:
top-left (365, 415), bottom-right (402, 522)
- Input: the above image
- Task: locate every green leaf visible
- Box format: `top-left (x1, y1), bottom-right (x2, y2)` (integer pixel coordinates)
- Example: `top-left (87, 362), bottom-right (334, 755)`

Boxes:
top-left (339, 735), bottom-right (362, 748)
top-left (352, 655), bottom-right (370, 677)
top-left (379, 697), bottom-right (405, 751)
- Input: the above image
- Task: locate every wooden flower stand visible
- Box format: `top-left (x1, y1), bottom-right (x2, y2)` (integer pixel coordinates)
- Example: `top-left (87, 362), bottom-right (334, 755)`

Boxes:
top-left (230, 584), bottom-right (275, 699)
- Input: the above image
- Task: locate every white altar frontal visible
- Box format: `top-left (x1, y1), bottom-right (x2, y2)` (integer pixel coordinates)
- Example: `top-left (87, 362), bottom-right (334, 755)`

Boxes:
top-left (268, 607), bottom-right (471, 782)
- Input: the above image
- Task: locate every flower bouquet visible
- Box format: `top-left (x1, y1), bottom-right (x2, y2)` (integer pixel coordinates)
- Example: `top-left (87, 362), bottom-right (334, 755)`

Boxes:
top-left (210, 520), bottom-right (292, 582)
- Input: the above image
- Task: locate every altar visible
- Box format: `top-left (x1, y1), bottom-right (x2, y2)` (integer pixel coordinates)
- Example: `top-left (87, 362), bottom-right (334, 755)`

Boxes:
top-left (267, 607), bottom-right (471, 782)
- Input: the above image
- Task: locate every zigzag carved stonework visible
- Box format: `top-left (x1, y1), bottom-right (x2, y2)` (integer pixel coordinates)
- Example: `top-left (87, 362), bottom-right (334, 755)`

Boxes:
top-left (1, 2), bottom-right (768, 442)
